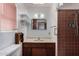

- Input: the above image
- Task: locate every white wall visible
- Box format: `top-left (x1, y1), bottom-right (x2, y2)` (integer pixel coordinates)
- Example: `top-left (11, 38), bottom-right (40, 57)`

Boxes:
top-left (49, 4), bottom-right (58, 40)
top-left (16, 3), bottom-right (58, 40)
top-left (16, 3), bottom-right (53, 38)
top-left (16, 4), bottom-right (29, 40)
top-left (26, 7), bottom-right (52, 38)
top-left (22, 3), bottom-right (58, 39)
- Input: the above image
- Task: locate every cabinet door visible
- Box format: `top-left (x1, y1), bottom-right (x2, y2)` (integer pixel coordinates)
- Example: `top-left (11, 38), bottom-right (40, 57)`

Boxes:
top-left (32, 48), bottom-right (46, 56)
top-left (23, 47), bottom-right (32, 56)
top-left (46, 48), bottom-right (55, 56)
top-left (32, 48), bottom-right (55, 56)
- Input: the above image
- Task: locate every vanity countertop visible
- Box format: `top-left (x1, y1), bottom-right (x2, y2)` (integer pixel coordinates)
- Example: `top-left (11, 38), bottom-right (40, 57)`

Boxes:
top-left (24, 39), bottom-right (56, 43)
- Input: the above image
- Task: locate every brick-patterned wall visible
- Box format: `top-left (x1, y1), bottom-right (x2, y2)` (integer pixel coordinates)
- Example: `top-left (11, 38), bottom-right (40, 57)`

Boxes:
top-left (58, 10), bottom-right (79, 56)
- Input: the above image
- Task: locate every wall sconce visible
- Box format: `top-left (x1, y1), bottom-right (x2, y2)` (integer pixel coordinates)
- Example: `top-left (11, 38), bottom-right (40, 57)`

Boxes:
top-left (34, 13), bottom-right (38, 19)
top-left (33, 13), bottom-right (45, 19)
top-left (40, 13), bottom-right (45, 19)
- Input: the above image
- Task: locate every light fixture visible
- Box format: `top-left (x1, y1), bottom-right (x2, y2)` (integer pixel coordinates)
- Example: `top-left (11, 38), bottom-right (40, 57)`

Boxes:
top-left (33, 13), bottom-right (38, 19)
top-left (33, 13), bottom-right (45, 19)
top-left (40, 13), bottom-right (45, 19)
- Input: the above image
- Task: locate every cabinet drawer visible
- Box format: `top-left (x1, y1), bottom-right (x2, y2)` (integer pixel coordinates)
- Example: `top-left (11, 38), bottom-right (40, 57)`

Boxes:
top-left (23, 43), bottom-right (45, 48)
top-left (23, 43), bottom-right (55, 48)
top-left (45, 43), bottom-right (55, 48)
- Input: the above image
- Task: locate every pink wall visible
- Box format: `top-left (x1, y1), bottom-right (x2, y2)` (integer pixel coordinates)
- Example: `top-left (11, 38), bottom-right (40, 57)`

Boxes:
top-left (0, 3), bottom-right (16, 31)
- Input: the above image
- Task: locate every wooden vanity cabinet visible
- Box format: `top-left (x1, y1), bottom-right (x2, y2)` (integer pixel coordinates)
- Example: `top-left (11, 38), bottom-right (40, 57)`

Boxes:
top-left (22, 43), bottom-right (55, 56)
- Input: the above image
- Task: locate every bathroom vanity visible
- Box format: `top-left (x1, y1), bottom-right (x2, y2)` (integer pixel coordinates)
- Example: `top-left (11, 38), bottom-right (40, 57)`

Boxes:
top-left (22, 39), bottom-right (55, 56)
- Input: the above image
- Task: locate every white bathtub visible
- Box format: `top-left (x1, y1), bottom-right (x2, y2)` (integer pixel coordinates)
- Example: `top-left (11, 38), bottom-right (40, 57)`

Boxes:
top-left (0, 43), bottom-right (22, 56)
top-left (0, 32), bottom-right (15, 50)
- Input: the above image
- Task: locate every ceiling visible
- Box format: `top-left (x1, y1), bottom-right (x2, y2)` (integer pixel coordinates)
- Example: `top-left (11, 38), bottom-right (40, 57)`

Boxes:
top-left (16, 3), bottom-right (53, 8)
top-left (58, 3), bottom-right (79, 9)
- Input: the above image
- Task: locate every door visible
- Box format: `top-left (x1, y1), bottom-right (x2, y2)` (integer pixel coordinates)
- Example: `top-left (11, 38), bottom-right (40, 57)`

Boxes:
top-left (58, 10), bottom-right (79, 56)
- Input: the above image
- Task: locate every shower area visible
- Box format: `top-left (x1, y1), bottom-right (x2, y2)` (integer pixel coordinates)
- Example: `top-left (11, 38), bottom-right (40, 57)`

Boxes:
top-left (58, 10), bottom-right (79, 56)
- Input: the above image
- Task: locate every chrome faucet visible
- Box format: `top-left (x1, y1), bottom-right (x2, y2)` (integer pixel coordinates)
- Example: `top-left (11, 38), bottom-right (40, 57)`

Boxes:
top-left (37, 37), bottom-right (40, 40)
top-left (34, 37), bottom-right (43, 41)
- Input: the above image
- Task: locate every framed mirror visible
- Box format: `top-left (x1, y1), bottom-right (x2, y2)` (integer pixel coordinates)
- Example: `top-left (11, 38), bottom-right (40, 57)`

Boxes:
top-left (32, 19), bottom-right (47, 30)
top-left (38, 22), bottom-right (47, 30)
